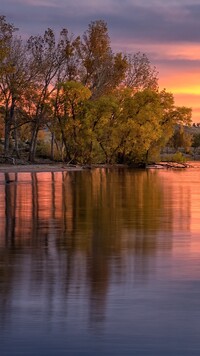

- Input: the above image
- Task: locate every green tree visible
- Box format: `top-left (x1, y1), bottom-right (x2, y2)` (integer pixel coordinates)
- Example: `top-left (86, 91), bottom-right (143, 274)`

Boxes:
top-left (169, 125), bottom-right (192, 153)
top-left (87, 89), bottom-right (162, 164)
top-left (53, 81), bottom-right (91, 162)
top-left (88, 94), bottom-right (125, 163)
top-left (146, 91), bottom-right (192, 162)
top-left (118, 89), bottom-right (163, 164)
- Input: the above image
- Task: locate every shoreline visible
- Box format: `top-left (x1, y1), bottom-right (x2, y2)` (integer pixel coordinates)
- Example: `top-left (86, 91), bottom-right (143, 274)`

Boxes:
top-left (0, 163), bottom-right (83, 173)
top-left (0, 161), bottom-right (200, 173)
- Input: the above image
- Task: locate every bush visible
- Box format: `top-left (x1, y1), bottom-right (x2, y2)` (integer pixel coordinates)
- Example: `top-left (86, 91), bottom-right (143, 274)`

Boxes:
top-left (162, 151), bottom-right (187, 163)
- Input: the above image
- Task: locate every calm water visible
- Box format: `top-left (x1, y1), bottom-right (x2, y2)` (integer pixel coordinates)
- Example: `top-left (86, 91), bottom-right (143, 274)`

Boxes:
top-left (0, 167), bottom-right (200, 355)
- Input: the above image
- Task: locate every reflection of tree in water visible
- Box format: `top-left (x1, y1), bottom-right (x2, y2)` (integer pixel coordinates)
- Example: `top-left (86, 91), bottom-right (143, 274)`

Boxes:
top-left (0, 169), bottom-right (191, 328)
top-left (4, 173), bottom-right (18, 247)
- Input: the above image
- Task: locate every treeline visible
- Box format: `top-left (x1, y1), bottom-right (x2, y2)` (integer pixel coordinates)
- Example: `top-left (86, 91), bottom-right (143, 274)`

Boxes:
top-left (0, 16), bottom-right (192, 164)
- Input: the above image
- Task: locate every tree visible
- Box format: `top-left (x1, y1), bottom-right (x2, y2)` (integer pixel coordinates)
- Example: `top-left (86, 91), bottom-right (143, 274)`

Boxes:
top-left (146, 90), bottom-right (192, 162)
top-left (80, 20), bottom-right (128, 98)
top-left (0, 16), bottom-right (18, 155)
top-left (0, 16), bottom-right (193, 165)
top-left (62, 87), bottom-right (192, 166)
top-left (0, 36), bottom-right (31, 156)
top-left (26, 28), bottom-right (79, 161)
top-left (192, 133), bottom-right (200, 148)
top-left (123, 52), bottom-right (159, 91)
top-left (47, 29), bottom-right (81, 160)
top-left (53, 81), bottom-right (91, 162)
top-left (88, 94), bottom-right (124, 163)
top-left (170, 125), bottom-right (192, 153)
top-left (86, 89), bottom-right (163, 164)
top-left (0, 16), bottom-right (17, 73)
top-left (192, 132), bottom-right (200, 157)
top-left (117, 89), bottom-right (163, 164)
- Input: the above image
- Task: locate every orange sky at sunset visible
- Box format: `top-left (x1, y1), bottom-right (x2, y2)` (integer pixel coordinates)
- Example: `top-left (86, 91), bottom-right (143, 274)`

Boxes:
top-left (117, 40), bottom-right (200, 124)
top-left (158, 47), bottom-right (200, 123)
top-left (159, 70), bottom-right (200, 124)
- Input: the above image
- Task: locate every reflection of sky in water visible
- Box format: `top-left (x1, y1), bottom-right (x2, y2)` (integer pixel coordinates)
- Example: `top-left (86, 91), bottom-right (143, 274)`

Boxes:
top-left (0, 168), bottom-right (200, 355)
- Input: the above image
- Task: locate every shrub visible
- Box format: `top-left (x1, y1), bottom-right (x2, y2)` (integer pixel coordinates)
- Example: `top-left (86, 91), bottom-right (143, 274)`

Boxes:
top-left (162, 151), bottom-right (186, 163)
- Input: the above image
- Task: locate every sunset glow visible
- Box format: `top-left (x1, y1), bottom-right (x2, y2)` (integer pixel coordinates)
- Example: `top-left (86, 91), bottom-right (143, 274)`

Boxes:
top-left (159, 70), bottom-right (200, 123)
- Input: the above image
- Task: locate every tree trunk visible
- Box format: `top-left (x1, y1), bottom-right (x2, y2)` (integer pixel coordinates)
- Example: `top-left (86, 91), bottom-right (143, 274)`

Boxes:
top-left (57, 116), bottom-right (71, 162)
top-left (145, 149), bottom-right (149, 163)
top-left (13, 114), bottom-right (20, 159)
top-left (29, 123), bottom-right (39, 162)
top-left (51, 132), bottom-right (54, 161)
top-left (4, 98), bottom-right (17, 156)
top-left (4, 118), bottom-right (11, 155)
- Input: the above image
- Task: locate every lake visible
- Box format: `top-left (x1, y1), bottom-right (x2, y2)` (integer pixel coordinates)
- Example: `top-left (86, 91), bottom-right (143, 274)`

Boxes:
top-left (0, 167), bottom-right (200, 355)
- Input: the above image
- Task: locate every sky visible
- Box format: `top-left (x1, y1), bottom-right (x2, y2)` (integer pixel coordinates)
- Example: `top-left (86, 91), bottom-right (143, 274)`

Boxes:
top-left (1, 0), bottom-right (200, 122)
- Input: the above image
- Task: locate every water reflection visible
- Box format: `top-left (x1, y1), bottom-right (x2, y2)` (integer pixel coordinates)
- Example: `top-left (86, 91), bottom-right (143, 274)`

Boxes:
top-left (0, 168), bottom-right (196, 355)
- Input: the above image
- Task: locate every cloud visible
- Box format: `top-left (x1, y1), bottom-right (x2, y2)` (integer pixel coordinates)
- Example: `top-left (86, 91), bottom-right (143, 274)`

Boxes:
top-left (2, 0), bottom-right (200, 44)
top-left (107, 3), bottom-right (200, 45)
